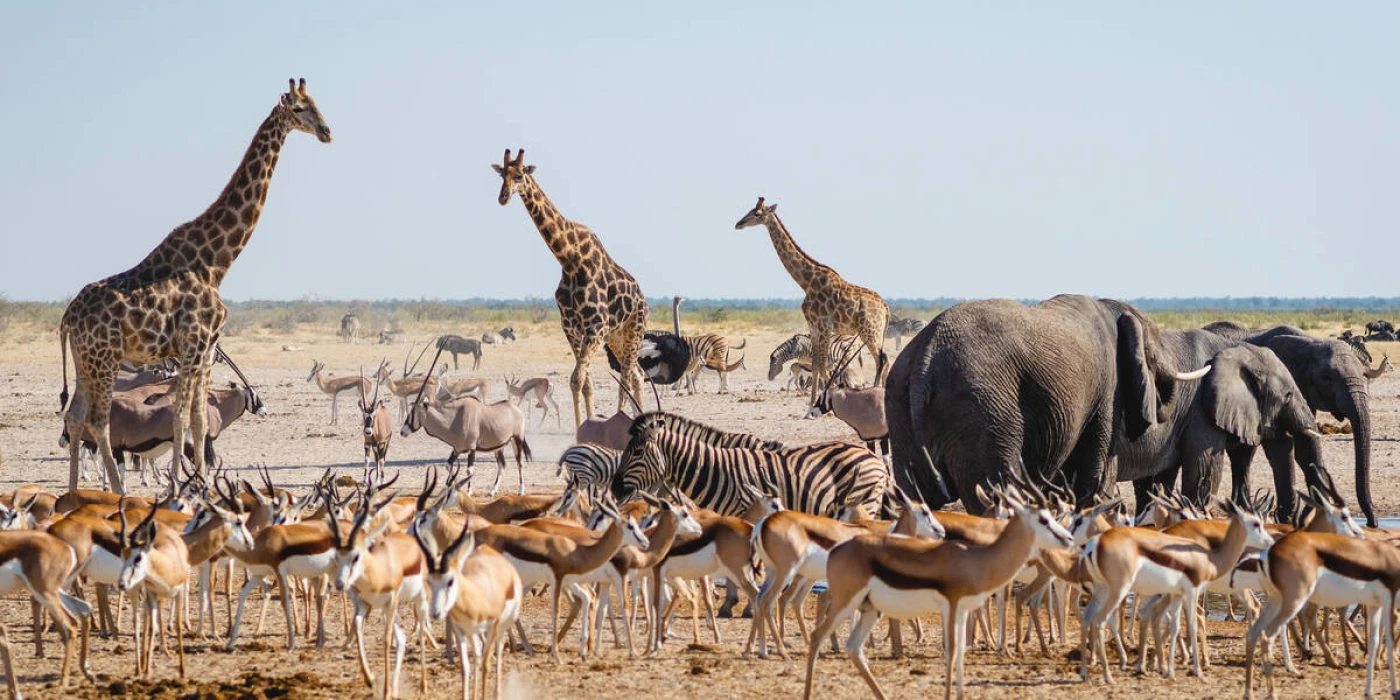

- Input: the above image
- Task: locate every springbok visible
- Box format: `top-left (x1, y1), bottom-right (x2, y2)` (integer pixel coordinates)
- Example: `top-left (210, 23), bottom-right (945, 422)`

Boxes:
top-left (801, 478), bottom-right (1073, 700)
top-left (411, 512), bottom-right (522, 700)
top-left (308, 359), bottom-right (387, 425)
top-left (504, 375), bottom-right (562, 427)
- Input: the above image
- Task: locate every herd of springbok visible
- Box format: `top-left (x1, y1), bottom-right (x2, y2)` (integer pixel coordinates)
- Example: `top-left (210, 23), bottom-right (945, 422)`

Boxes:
top-left (34, 77), bottom-right (1400, 700)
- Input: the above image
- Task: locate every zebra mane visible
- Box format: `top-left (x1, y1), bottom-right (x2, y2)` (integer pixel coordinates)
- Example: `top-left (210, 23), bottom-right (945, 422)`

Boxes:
top-left (632, 411), bottom-right (784, 450)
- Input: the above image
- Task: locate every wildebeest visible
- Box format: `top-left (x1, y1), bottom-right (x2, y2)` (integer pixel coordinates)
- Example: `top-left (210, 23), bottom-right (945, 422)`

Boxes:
top-left (435, 334), bottom-right (483, 370)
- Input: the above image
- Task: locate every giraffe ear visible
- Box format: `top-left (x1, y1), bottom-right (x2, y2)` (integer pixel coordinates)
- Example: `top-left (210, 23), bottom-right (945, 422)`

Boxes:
top-left (492, 164), bottom-right (505, 175)
top-left (766, 202), bottom-right (777, 213)
top-left (523, 165), bottom-right (536, 175)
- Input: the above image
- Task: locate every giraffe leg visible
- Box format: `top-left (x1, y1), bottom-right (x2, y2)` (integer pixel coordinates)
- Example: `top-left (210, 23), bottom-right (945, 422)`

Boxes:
top-left (63, 375), bottom-right (92, 492)
top-left (169, 362), bottom-right (198, 485)
top-left (188, 363), bottom-right (212, 474)
top-left (86, 371), bottom-right (127, 494)
top-left (807, 329), bottom-right (832, 412)
top-left (858, 326), bottom-right (887, 386)
top-left (568, 335), bottom-right (604, 427)
top-left (606, 329), bottom-right (647, 418)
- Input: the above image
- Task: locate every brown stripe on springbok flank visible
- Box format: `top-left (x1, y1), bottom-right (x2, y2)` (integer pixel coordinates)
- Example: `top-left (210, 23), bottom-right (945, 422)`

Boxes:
top-left (870, 557), bottom-right (940, 591)
top-left (497, 541), bottom-right (555, 566)
top-left (1317, 549), bottom-right (1387, 583)
top-left (805, 529), bottom-right (840, 551)
top-left (402, 551), bottom-right (423, 577)
top-left (1138, 545), bottom-right (1211, 586)
top-left (282, 538), bottom-right (334, 560)
top-left (666, 527), bottom-right (718, 559)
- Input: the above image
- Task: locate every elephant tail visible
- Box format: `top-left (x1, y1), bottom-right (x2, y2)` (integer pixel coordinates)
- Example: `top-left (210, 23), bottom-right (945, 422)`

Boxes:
top-left (885, 326), bottom-right (954, 508)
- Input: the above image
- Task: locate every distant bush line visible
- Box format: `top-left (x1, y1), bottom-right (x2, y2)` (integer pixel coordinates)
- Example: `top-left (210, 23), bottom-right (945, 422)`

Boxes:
top-left (3, 295), bottom-right (1398, 338)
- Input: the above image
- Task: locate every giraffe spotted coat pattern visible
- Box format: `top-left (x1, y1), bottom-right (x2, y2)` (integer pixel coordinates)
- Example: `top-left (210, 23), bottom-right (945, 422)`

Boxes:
top-left (58, 79), bottom-right (332, 492)
top-left (493, 149), bottom-right (648, 427)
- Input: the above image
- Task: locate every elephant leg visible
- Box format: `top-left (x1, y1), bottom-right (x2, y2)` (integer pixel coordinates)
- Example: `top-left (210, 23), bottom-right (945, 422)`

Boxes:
top-left (1260, 438), bottom-right (1300, 522)
top-left (1226, 444), bottom-right (1258, 505)
top-left (1059, 409), bottom-right (1114, 507)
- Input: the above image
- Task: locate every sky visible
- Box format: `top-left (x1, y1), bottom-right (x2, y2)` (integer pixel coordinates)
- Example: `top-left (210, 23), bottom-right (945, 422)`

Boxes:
top-left (2, 2), bottom-right (1396, 303)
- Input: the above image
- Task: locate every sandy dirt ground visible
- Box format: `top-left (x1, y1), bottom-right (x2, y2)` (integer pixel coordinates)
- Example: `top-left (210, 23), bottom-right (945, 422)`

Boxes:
top-left (0, 320), bottom-right (1397, 699)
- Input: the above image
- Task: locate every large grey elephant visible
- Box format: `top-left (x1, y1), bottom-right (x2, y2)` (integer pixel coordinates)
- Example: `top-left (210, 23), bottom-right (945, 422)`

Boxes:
top-left (885, 295), bottom-right (1209, 512)
top-left (1119, 333), bottom-right (1327, 519)
top-left (1203, 323), bottom-right (1377, 526)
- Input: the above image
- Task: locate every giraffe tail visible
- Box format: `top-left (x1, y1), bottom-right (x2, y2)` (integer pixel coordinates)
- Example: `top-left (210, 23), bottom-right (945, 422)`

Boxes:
top-left (57, 326), bottom-right (70, 414)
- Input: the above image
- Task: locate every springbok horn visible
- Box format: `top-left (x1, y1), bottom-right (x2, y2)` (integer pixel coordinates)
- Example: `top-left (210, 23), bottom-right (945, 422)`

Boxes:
top-left (1174, 365), bottom-right (1211, 381)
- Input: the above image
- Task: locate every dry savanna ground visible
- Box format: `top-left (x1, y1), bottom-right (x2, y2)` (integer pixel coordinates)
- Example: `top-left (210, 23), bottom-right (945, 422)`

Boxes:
top-left (0, 316), bottom-right (1398, 699)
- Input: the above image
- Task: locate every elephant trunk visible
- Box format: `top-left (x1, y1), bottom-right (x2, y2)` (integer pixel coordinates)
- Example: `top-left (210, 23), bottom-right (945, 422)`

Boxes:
top-left (1341, 382), bottom-right (1376, 527)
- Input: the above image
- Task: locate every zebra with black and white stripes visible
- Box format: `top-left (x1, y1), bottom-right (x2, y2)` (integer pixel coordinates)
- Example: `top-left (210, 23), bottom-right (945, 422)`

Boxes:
top-left (635, 411), bottom-right (783, 451)
top-left (619, 413), bottom-right (889, 518)
top-left (557, 442), bottom-right (622, 495)
top-left (766, 333), bottom-right (859, 386)
top-left (681, 334), bottom-right (745, 394)
top-left (885, 316), bottom-right (927, 351)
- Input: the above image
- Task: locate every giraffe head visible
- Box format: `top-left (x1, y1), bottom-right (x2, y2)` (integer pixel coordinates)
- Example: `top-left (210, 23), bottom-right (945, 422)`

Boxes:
top-left (492, 149), bottom-right (536, 206)
top-left (278, 78), bottom-right (333, 143)
top-left (734, 197), bottom-right (776, 230)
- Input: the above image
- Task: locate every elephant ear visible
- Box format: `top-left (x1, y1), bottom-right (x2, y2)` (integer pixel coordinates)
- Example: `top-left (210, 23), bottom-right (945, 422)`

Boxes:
top-left (1203, 359), bottom-right (1263, 446)
top-left (1117, 314), bottom-right (1159, 440)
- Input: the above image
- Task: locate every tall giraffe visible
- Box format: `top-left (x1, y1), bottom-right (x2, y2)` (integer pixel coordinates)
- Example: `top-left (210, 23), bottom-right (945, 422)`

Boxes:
top-left (59, 79), bottom-right (332, 493)
top-left (493, 149), bottom-right (648, 427)
top-left (735, 197), bottom-right (889, 406)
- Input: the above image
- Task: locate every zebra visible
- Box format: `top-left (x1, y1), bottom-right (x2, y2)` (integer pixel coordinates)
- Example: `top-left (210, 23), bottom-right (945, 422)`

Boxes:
top-left (633, 411), bottom-right (783, 451)
top-left (619, 413), bottom-right (890, 518)
top-left (680, 334), bottom-right (746, 394)
top-left (557, 442), bottom-right (623, 496)
top-left (766, 334), bottom-right (858, 387)
top-left (885, 316), bottom-right (926, 351)
top-left (435, 334), bottom-right (483, 370)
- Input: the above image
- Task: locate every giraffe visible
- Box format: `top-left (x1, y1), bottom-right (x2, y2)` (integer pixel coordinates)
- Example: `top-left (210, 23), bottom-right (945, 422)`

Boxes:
top-left (58, 79), bottom-right (332, 493)
top-left (492, 149), bottom-right (648, 427)
top-left (735, 197), bottom-right (889, 407)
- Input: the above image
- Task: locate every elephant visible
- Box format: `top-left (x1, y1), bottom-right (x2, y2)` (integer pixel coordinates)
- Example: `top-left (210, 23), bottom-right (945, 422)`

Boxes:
top-left (1203, 324), bottom-right (1379, 527)
top-left (885, 294), bottom-right (1209, 512)
top-left (1117, 332), bottom-right (1327, 520)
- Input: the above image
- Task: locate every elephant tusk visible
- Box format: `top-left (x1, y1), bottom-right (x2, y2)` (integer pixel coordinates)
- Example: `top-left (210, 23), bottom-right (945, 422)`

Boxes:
top-left (1174, 365), bottom-right (1211, 381)
top-left (1302, 428), bottom-right (1323, 439)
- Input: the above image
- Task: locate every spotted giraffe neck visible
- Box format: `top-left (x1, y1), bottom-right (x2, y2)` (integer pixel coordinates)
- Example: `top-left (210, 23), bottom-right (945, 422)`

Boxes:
top-left (130, 105), bottom-right (295, 287)
top-left (517, 174), bottom-right (594, 272)
top-left (762, 212), bottom-right (835, 291)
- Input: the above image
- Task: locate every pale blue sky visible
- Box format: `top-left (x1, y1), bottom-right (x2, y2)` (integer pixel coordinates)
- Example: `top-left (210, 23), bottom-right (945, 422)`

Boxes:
top-left (2, 2), bottom-right (1394, 302)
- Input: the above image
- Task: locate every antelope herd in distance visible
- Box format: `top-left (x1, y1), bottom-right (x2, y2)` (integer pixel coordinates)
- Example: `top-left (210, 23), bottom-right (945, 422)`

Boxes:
top-left (8, 77), bottom-right (1398, 700)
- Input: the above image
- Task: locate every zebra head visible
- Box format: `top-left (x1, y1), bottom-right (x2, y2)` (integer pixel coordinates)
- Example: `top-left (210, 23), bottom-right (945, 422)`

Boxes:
top-left (620, 417), bottom-right (668, 500)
